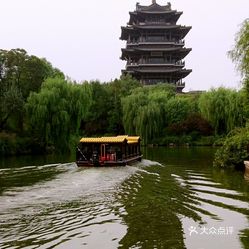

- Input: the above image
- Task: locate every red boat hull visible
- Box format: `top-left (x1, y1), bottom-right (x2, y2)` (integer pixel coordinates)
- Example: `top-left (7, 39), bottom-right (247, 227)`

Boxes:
top-left (76, 155), bottom-right (142, 167)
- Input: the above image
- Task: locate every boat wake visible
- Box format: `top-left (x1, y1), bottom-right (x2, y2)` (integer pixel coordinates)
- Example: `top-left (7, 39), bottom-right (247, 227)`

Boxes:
top-left (0, 159), bottom-right (162, 249)
top-left (0, 159), bottom-right (160, 215)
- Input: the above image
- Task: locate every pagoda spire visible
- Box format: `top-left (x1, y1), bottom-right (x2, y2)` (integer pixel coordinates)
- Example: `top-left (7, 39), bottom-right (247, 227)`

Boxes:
top-left (152, 0), bottom-right (156, 4)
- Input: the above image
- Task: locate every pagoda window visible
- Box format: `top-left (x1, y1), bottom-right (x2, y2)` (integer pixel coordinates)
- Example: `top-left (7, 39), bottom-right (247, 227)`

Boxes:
top-left (166, 55), bottom-right (171, 62)
top-left (130, 37), bottom-right (139, 43)
top-left (146, 16), bottom-right (165, 24)
top-left (151, 51), bottom-right (163, 57)
top-left (140, 36), bottom-right (146, 42)
top-left (147, 36), bottom-right (164, 42)
top-left (148, 57), bottom-right (164, 64)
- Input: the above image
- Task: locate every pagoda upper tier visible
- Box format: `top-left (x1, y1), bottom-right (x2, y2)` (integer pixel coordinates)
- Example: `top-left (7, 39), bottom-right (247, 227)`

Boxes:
top-left (120, 1), bottom-right (192, 92)
top-left (128, 2), bottom-right (182, 25)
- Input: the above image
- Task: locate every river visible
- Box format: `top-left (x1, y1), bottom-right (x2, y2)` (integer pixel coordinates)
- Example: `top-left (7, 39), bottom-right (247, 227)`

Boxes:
top-left (0, 147), bottom-right (249, 249)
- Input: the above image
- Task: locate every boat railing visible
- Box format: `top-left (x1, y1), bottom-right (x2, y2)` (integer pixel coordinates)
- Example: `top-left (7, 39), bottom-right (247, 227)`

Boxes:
top-left (101, 153), bottom-right (117, 161)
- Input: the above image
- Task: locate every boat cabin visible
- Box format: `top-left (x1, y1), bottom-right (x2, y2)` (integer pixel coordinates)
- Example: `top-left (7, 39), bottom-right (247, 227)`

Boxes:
top-left (76, 135), bottom-right (142, 166)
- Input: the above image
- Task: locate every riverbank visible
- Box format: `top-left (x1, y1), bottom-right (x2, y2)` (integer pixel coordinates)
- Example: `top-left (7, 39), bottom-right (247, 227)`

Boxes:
top-left (0, 132), bottom-right (56, 156)
top-left (1, 131), bottom-right (221, 157)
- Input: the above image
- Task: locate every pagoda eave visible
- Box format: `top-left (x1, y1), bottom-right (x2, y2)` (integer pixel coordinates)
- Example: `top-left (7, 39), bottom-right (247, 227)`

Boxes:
top-left (128, 11), bottom-right (182, 25)
top-left (121, 48), bottom-right (191, 60)
top-left (122, 70), bottom-right (191, 83)
top-left (121, 25), bottom-right (191, 40)
top-left (124, 68), bottom-right (192, 75)
top-left (122, 47), bottom-right (191, 53)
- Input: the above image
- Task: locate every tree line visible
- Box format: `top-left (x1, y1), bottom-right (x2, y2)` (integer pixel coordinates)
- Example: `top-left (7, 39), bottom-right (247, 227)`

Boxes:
top-left (0, 49), bottom-right (247, 156)
top-left (213, 19), bottom-right (249, 168)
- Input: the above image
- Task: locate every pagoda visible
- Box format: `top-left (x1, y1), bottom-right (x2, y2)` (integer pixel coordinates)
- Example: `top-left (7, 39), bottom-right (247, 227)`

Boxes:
top-left (120, 1), bottom-right (192, 92)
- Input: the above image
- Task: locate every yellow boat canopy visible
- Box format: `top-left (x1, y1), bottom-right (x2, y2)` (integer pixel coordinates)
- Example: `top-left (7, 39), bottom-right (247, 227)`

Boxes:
top-left (79, 135), bottom-right (140, 144)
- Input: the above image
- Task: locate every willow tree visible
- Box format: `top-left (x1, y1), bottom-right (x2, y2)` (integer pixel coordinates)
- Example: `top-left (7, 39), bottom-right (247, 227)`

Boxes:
top-left (122, 84), bottom-right (175, 144)
top-left (164, 96), bottom-right (197, 126)
top-left (68, 81), bottom-right (93, 134)
top-left (0, 84), bottom-right (24, 130)
top-left (122, 90), bottom-right (147, 136)
top-left (198, 88), bottom-right (245, 135)
top-left (26, 78), bottom-right (92, 151)
top-left (213, 20), bottom-right (249, 168)
top-left (229, 19), bottom-right (249, 116)
top-left (134, 102), bottom-right (163, 145)
top-left (229, 19), bottom-right (249, 81)
top-left (106, 75), bottom-right (141, 134)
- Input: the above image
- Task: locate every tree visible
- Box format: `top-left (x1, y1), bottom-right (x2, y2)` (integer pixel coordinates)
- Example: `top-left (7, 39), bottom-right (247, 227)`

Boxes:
top-left (213, 21), bottom-right (249, 168)
top-left (106, 75), bottom-right (141, 134)
top-left (0, 49), bottom-right (64, 98)
top-left (0, 85), bottom-right (24, 129)
top-left (111, 74), bottom-right (141, 97)
top-left (68, 81), bottom-right (93, 134)
top-left (229, 19), bottom-right (249, 80)
top-left (83, 81), bottom-right (112, 135)
top-left (198, 88), bottom-right (245, 135)
top-left (164, 96), bottom-right (197, 126)
top-left (26, 78), bottom-right (92, 151)
top-left (0, 48), bottom-right (64, 131)
top-left (229, 19), bottom-right (249, 117)
top-left (122, 84), bottom-right (175, 144)
top-left (214, 126), bottom-right (249, 168)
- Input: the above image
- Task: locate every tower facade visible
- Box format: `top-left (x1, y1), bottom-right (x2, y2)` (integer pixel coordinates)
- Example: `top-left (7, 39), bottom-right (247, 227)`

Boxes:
top-left (120, 1), bottom-right (192, 92)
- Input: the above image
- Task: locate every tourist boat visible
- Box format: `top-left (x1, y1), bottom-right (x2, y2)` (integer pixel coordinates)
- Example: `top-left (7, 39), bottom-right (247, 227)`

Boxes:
top-left (76, 135), bottom-right (142, 167)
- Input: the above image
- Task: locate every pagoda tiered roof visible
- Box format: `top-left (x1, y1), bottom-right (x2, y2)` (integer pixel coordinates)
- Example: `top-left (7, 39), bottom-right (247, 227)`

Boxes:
top-left (120, 1), bottom-right (192, 91)
top-left (120, 25), bottom-right (191, 40)
top-left (123, 68), bottom-right (192, 80)
top-left (121, 47), bottom-right (191, 60)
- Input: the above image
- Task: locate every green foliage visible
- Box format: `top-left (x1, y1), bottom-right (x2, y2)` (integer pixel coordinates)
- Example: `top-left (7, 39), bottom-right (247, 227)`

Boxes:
top-left (0, 132), bottom-right (34, 156)
top-left (3, 44), bottom-right (249, 157)
top-left (214, 19), bottom-right (249, 168)
top-left (107, 75), bottom-right (141, 134)
top-left (122, 84), bottom-right (193, 144)
top-left (121, 83), bottom-right (211, 145)
top-left (167, 113), bottom-right (213, 136)
top-left (229, 19), bottom-right (249, 108)
top-left (26, 78), bottom-right (92, 151)
top-left (229, 19), bottom-right (249, 78)
top-left (0, 48), bottom-right (65, 131)
top-left (0, 84), bottom-right (24, 130)
top-left (68, 81), bottom-right (93, 133)
top-left (83, 75), bottom-right (141, 136)
top-left (0, 49), bottom-right (64, 98)
top-left (83, 81), bottom-right (112, 135)
top-left (214, 125), bottom-right (249, 168)
top-left (198, 88), bottom-right (246, 135)
top-left (110, 74), bottom-right (141, 97)
top-left (164, 96), bottom-right (197, 126)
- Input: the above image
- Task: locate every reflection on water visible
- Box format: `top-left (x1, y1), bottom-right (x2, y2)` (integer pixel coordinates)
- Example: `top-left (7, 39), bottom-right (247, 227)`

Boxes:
top-left (0, 148), bottom-right (249, 249)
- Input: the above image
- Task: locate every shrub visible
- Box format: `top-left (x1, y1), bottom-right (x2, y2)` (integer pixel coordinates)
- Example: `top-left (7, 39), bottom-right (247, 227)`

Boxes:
top-left (213, 126), bottom-right (249, 168)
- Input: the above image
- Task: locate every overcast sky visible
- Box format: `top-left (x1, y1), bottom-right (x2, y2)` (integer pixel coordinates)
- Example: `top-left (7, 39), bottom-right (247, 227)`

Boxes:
top-left (1, 0), bottom-right (248, 91)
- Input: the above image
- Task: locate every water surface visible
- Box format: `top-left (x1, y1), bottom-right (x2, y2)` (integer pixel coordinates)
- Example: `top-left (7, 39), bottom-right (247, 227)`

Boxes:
top-left (0, 147), bottom-right (249, 249)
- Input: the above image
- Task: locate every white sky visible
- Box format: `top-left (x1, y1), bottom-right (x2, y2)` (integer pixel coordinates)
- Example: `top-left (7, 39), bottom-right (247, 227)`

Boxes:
top-left (1, 0), bottom-right (248, 91)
